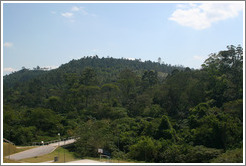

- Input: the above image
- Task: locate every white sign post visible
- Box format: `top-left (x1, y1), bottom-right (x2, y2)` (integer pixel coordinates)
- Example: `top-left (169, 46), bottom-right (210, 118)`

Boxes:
top-left (98, 149), bottom-right (103, 154)
top-left (98, 149), bottom-right (103, 160)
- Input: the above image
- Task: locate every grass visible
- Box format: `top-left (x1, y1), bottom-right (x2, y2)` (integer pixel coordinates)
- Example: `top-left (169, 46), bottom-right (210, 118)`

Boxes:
top-left (3, 158), bottom-right (22, 163)
top-left (3, 142), bottom-right (36, 156)
top-left (3, 142), bottom-right (17, 157)
top-left (3, 143), bottom-right (78, 163)
top-left (3, 142), bottom-right (34, 163)
top-left (19, 147), bottom-right (79, 163)
top-left (3, 143), bottom-right (138, 163)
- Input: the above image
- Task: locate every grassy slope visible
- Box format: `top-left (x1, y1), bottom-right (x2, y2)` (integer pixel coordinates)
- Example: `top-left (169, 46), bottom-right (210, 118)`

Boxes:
top-left (3, 143), bottom-right (76, 163)
top-left (19, 147), bottom-right (78, 163)
top-left (3, 142), bottom-right (16, 157)
top-left (3, 142), bottom-right (35, 163)
top-left (3, 142), bottom-right (137, 163)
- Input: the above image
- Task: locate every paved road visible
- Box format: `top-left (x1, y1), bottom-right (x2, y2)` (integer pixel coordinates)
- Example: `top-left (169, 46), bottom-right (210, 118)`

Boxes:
top-left (5, 138), bottom-right (76, 161)
top-left (48, 138), bottom-right (76, 147)
top-left (5, 145), bottom-right (56, 161)
top-left (41, 159), bottom-right (105, 163)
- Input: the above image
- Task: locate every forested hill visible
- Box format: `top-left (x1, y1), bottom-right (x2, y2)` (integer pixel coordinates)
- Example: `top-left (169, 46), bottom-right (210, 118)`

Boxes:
top-left (3, 56), bottom-right (184, 88)
top-left (59, 56), bottom-right (184, 74)
top-left (3, 45), bottom-right (244, 163)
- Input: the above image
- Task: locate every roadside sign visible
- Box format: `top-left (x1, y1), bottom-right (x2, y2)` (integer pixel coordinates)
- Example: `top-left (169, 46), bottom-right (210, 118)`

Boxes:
top-left (98, 149), bottom-right (103, 154)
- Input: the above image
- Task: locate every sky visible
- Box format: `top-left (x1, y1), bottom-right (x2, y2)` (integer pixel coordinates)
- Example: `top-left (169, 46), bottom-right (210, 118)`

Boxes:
top-left (2, 2), bottom-right (244, 75)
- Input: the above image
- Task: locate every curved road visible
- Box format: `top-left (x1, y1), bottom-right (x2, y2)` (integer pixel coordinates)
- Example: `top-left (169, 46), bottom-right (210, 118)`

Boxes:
top-left (5, 138), bottom-right (76, 161)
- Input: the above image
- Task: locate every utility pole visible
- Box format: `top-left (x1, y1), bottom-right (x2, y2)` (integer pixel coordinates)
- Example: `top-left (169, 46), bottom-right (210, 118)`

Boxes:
top-left (8, 142), bottom-right (10, 160)
top-left (117, 132), bottom-right (119, 163)
top-left (58, 133), bottom-right (60, 162)
top-left (9, 130), bottom-right (12, 160)
top-left (64, 139), bottom-right (65, 163)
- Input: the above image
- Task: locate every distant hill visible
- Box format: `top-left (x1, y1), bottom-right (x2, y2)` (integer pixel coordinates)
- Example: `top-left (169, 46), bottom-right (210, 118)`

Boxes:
top-left (3, 56), bottom-right (185, 89)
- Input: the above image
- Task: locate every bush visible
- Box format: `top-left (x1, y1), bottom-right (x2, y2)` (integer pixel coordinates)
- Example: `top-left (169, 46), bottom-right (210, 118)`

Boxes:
top-left (160, 144), bottom-right (222, 163)
top-left (128, 136), bottom-right (161, 162)
top-left (210, 148), bottom-right (243, 163)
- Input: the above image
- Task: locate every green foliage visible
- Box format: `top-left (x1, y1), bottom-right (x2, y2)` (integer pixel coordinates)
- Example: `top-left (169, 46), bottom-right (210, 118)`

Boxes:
top-left (211, 148), bottom-right (243, 163)
top-left (143, 104), bottom-right (162, 117)
top-left (142, 70), bottom-right (158, 89)
top-left (185, 145), bottom-right (222, 163)
top-left (160, 144), bottom-right (189, 163)
top-left (101, 83), bottom-right (120, 105)
top-left (23, 108), bottom-right (61, 134)
top-left (156, 115), bottom-right (178, 141)
top-left (160, 144), bottom-right (222, 163)
top-left (3, 106), bottom-right (63, 145)
top-left (80, 67), bottom-right (98, 86)
top-left (128, 136), bottom-right (161, 162)
top-left (189, 103), bottom-right (242, 149)
top-left (202, 45), bottom-right (243, 107)
top-left (46, 96), bottom-right (62, 112)
top-left (222, 99), bottom-right (243, 122)
top-left (75, 120), bottom-right (114, 158)
top-left (3, 45), bottom-right (243, 163)
top-left (12, 126), bottom-right (37, 145)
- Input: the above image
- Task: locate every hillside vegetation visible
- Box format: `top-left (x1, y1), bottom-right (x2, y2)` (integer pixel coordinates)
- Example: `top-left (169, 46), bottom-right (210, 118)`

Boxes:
top-left (3, 45), bottom-right (243, 163)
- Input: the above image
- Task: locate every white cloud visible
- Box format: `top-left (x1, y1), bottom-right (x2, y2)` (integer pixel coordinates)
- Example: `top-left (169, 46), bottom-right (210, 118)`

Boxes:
top-left (3, 42), bottom-right (13, 48)
top-left (61, 12), bottom-right (73, 18)
top-left (4, 67), bottom-right (16, 72)
top-left (71, 6), bottom-right (80, 12)
top-left (71, 6), bottom-right (88, 15)
top-left (60, 7), bottom-right (94, 23)
top-left (169, 3), bottom-right (243, 30)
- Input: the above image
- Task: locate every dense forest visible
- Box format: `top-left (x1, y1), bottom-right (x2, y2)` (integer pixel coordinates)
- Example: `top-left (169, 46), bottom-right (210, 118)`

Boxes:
top-left (3, 45), bottom-right (243, 163)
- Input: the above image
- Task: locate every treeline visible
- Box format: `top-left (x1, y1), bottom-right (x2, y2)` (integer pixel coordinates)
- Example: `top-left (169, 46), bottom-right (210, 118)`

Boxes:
top-left (3, 45), bottom-right (243, 163)
top-left (3, 56), bottom-right (183, 88)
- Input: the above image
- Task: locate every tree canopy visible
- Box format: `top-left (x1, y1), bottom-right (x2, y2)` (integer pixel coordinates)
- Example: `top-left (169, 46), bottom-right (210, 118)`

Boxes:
top-left (3, 45), bottom-right (243, 163)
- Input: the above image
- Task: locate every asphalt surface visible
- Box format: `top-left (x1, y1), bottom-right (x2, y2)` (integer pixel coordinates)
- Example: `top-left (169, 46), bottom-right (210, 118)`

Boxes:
top-left (5, 139), bottom-right (76, 161)
top-left (40, 159), bottom-right (105, 163)
top-left (5, 145), bottom-right (56, 161)
top-left (48, 138), bottom-right (76, 147)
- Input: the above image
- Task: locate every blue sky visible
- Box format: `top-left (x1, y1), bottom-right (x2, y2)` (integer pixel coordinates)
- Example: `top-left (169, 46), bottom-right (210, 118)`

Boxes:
top-left (2, 2), bottom-right (244, 75)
